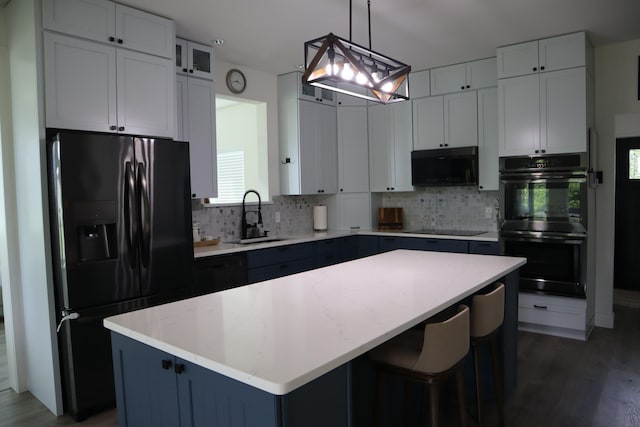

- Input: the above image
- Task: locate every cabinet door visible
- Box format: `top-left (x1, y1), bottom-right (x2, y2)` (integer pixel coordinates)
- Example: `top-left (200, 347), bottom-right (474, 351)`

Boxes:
top-left (540, 67), bottom-right (587, 154)
top-left (444, 91), bottom-right (477, 148)
top-left (469, 241), bottom-right (499, 255)
top-left (337, 193), bottom-right (371, 231)
top-left (186, 78), bottom-right (217, 198)
top-left (115, 3), bottom-right (175, 59)
top-left (391, 102), bottom-right (414, 191)
top-left (412, 96), bottom-right (444, 150)
top-left (299, 100), bottom-right (320, 194)
top-left (337, 106), bottom-right (369, 192)
top-left (430, 63), bottom-right (467, 95)
top-left (368, 104), bottom-right (394, 191)
top-left (44, 32), bottom-right (117, 133)
top-left (43, 0), bottom-right (115, 44)
top-left (175, 75), bottom-right (189, 141)
top-left (538, 32), bottom-right (586, 73)
top-left (497, 40), bottom-right (539, 79)
top-left (466, 57), bottom-right (497, 90)
top-left (315, 103), bottom-right (338, 193)
top-left (498, 74), bottom-right (540, 157)
top-left (477, 88), bottom-right (499, 191)
top-left (111, 334), bottom-right (180, 427)
top-left (116, 49), bottom-right (175, 137)
top-left (187, 41), bottom-right (215, 80)
top-left (410, 70), bottom-right (430, 98)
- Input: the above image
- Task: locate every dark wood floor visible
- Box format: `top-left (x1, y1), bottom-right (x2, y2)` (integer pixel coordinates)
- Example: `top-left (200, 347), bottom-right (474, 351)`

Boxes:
top-left (1, 306), bottom-right (639, 426)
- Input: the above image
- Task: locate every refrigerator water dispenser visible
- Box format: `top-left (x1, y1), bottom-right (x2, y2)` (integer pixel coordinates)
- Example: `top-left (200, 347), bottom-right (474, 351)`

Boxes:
top-left (78, 223), bottom-right (116, 261)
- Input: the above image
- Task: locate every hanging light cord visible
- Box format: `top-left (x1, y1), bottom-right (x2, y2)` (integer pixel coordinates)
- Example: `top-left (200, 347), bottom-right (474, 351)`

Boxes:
top-left (368, 0), bottom-right (372, 50)
top-left (349, 0), bottom-right (352, 41)
top-left (348, 0), bottom-right (372, 49)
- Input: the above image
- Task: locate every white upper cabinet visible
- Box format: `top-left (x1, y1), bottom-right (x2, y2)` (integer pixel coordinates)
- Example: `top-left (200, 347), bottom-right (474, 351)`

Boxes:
top-left (498, 67), bottom-right (587, 157)
top-left (43, 0), bottom-right (115, 45)
top-left (44, 32), bottom-right (174, 137)
top-left (44, 32), bottom-right (117, 133)
top-left (497, 32), bottom-right (587, 79)
top-left (176, 38), bottom-right (214, 80)
top-left (336, 84), bottom-right (368, 106)
top-left (116, 48), bottom-right (175, 137)
top-left (413, 91), bottom-right (477, 150)
top-left (477, 88), bottom-right (498, 191)
top-left (44, 0), bottom-right (174, 59)
top-left (410, 70), bottom-right (430, 99)
top-left (279, 73), bottom-right (338, 195)
top-left (337, 106), bottom-right (369, 193)
top-left (430, 58), bottom-right (496, 95)
top-left (299, 80), bottom-right (336, 105)
top-left (368, 102), bottom-right (413, 192)
top-left (336, 193), bottom-right (371, 231)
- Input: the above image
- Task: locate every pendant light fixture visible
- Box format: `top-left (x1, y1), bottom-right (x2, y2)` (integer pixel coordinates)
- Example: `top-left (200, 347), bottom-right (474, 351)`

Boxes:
top-left (302, 0), bottom-right (411, 104)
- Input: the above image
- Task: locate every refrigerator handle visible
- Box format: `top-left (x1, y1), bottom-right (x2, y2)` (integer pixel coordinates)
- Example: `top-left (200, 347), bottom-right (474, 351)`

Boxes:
top-left (137, 162), bottom-right (151, 268)
top-left (124, 162), bottom-right (138, 268)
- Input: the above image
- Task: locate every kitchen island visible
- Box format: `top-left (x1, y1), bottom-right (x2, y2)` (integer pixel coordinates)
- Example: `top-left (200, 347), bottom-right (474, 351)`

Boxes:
top-left (104, 250), bottom-right (525, 427)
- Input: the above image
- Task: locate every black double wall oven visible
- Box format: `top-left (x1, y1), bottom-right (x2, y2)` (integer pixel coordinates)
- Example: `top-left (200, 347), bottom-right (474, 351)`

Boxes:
top-left (499, 154), bottom-right (588, 298)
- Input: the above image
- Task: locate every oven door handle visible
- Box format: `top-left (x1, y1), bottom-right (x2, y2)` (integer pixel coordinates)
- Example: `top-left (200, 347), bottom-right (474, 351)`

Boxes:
top-left (500, 231), bottom-right (586, 244)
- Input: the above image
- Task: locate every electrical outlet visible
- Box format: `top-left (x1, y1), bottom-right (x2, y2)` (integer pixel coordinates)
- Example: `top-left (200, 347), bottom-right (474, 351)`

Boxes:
top-left (485, 207), bottom-right (493, 219)
top-left (275, 211), bottom-right (281, 223)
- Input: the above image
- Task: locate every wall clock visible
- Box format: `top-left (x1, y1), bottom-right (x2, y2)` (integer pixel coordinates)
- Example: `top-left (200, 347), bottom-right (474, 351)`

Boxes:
top-left (226, 68), bottom-right (246, 94)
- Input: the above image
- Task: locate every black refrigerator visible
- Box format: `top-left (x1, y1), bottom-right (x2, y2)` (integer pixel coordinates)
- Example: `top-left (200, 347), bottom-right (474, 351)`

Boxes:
top-left (46, 129), bottom-right (194, 420)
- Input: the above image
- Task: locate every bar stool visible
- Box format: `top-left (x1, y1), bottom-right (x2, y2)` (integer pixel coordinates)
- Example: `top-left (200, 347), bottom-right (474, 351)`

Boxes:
top-left (370, 305), bottom-right (470, 427)
top-left (470, 282), bottom-right (505, 427)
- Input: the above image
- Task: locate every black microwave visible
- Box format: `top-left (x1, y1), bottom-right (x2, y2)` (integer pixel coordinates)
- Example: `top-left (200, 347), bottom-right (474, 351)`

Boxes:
top-left (411, 147), bottom-right (478, 186)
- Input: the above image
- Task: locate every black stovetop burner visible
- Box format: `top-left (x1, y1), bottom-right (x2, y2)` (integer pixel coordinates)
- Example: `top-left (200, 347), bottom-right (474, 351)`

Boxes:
top-left (405, 229), bottom-right (485, 237)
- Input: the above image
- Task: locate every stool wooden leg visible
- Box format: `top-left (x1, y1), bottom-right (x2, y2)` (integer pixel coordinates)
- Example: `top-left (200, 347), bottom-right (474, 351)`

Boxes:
top-left (456, 365), bottom-right (468, 427)
top-left (490, 335), bottom-right (505, 427)
top-left (473, 345), bottom-right (483, 427)
top-left (404, 379), bottom-right (412, 427)
top-left (428, 382), bottom-right (439, 427)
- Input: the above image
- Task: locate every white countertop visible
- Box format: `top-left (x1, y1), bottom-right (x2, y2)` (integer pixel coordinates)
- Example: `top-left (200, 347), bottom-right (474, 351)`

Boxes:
top-left (194, 230), bottom-right (499, 258)
top-left (104, 250), bottom-right (524, 395)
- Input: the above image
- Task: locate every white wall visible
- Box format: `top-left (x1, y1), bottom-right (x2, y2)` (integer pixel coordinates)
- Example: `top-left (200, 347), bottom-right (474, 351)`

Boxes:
top-left (6, 0), bottom-right (62, 414)
top-left (594, 39), bottom-right (640, 328)
top-left (215, 61), bottom-right (280, 196)
top-left (0, 4), bottom-right (28, 394)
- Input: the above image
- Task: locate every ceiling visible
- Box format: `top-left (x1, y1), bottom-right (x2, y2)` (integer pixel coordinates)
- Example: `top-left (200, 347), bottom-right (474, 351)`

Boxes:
top-left (119, 0), bottom-right (640, 75)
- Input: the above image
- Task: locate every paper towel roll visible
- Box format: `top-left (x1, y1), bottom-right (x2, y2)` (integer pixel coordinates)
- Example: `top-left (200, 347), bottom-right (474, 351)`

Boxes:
top-left (313, 205), bottom-right (328, 231)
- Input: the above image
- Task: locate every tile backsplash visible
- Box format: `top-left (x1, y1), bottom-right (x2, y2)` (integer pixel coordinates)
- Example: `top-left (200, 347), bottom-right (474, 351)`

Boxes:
top-left (191, 195), bottom-right (325, 242)
top-left (192, 187), bottom-right (499, 242)
top-left (382, 188), bottom-right (499, 232)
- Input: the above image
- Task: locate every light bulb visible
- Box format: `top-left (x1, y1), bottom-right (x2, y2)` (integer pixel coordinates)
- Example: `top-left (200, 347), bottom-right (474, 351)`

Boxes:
top-left (355, 72), bottom-right (368, 85)
top-left (341, 63), bottom-right (354, 81)
top-left (324, 63), bottom-right (340, 76)
top-left (382, 82), bottom-right (393, 93)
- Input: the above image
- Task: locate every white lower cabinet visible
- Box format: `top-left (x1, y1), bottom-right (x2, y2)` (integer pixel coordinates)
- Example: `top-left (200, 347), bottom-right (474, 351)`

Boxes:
top-left (368, 102), bottom-right (413, 192)
top-left (44, 31), bottom-right (175, 138)
top-left (518, 293), bottom-right (592, 340)
top-left (176, 76), bottom-right (217, 198)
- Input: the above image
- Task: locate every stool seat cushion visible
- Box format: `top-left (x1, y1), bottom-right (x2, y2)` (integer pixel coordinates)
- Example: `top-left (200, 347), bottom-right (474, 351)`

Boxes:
top-left (369, 330), bottom-right (423, 370)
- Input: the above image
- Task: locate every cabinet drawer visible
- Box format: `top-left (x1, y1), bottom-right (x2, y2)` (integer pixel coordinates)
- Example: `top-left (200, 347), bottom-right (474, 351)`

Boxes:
top-left (417, 239), bottom-right (468, 253)
top-left (248, 258), bottom-right (315, 283)
top-left (518, 293), bottom-right (586, 330)
top-left (193, 254), bottom-right (247, 293)
top-left (247, 243), bottom-right (313, 268)
top-left (314, 238), bottom-right (343, 255)
top-left (469, 241), bottom-right (499, 255)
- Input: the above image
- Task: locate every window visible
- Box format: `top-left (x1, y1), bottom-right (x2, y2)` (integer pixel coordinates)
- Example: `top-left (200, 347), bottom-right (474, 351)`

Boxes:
top-left (207, 96), bottom-right (269, 204)
top-left (629, 149), bottom-right (640, 180)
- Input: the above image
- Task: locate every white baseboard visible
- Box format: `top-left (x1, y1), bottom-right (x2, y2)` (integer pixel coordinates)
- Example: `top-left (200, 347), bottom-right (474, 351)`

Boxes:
top-left (595, 311), bottom-right (615, 329)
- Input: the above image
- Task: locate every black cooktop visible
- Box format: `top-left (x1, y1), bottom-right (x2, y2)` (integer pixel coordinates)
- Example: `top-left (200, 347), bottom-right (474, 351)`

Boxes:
top-left (405, 229), bottom-right (485, 237)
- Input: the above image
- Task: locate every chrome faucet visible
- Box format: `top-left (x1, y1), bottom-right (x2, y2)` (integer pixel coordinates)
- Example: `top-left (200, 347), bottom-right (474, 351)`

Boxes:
top-left (241, 189), bottom-right (263, 239)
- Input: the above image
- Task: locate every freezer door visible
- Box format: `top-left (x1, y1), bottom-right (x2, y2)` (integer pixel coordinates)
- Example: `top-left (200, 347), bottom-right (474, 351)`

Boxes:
top-left (48, 130), bottom-right (140, 310)
top-left (134, 137), bottom-right (193, 296)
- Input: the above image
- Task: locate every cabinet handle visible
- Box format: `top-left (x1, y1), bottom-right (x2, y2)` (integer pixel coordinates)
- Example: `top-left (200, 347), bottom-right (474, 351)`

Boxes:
top-left (174, 363), bottom-right (185, 374)
top-left (391, 187), bottom-right (395, 190)
top-left (541, 149), bottom-right (546, 153)
top-left (109, 125), bottom-right (117, 131)
top-left (118, 126), bottom-right (125, 132)
top-left (161, 359), bottom-right (172, 370)
top-left (340, 188), bottom-right (343, 192)
top-left (461, 85), bottom-right (465, 90)
top-left (182, 68), bottom-right (188, 72)
top-left (439, 144), bottom-right (443, 147)
top-left (479, 185), bottom-right (483, 189)
top-left (466, 85), bottom-right (470, 89)
top-left (192, 193), bottom-right (196, 198)
top-left (540, 66), bottom-right (545, 71)
top-left (117, 39), bottom-right (123, 44)
top-left (534, 149), bottom-right (539, 154)
top-left (189, 69), bottom-right (194, 74)
top-left (533, 304), bottom-right (548, 310)
top-left (108, 36), bottom-right (115, 42)
top-left (533, 67), bottom-right (537, 71)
